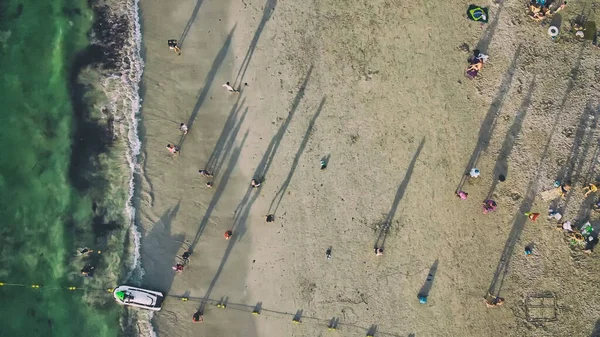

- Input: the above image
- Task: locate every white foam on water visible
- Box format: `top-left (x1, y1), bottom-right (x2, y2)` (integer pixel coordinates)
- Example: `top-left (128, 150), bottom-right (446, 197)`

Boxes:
top-left (96, 0), bottom-right (156, 335)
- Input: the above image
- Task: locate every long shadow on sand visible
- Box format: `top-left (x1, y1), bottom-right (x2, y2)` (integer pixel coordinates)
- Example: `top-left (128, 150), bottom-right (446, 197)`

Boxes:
top-left (189, 131), bottom-right (249, 252)
top-left (189, 67), bottom-right (312, 255)
top-left (194, 68), bottom-right (313, 313)
top-left (233, 0), bottom-right (277, 88)
top-left (268, 97), bottom-right (326, 215)
top-left (487, 47), bottom-right (585, 296)
top-left (141, 202), bottom-right (184, 293)
top-left (417, 259), bottom-right (439, 301)
top-left (558, 104), bottom-right (599, 215)
top-left (374, 138), bottom-right (425, 250)
top-left (177, 0), bottom-right (204, 49)
top-left (536, 44), bottom-right (586, 214)
top-left (488, 44), bottom-right (588, 297)
top-left (590, 320), bottom-right (600, 337)
top-left (205, 97), bottom-right (248, 176)
top-left (476, 1), bottom-right (504, 54)
top-left (485, 79), bottom-right (535, 200)
top-left (456, 45), bottom-right (521, 192)
top-left (178, 25), bottom-right (236, 151)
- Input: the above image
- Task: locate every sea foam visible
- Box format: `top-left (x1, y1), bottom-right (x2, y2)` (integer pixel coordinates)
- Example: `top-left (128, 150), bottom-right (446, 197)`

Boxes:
top-left (95, 0), bottom-right (154, 335)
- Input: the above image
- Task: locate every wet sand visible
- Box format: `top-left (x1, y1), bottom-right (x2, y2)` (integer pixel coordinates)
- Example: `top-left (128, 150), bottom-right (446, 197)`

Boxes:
top-left (138, 0), bottom-right (600, 336)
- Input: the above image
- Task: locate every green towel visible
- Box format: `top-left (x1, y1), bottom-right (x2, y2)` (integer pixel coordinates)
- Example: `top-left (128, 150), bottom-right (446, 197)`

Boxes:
top-left (467, 5), bottom-right (489, 23)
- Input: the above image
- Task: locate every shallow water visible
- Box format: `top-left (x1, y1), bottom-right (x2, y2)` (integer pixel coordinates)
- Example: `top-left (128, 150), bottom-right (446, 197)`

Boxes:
top-left (0, 1), bottom-right (121, 335)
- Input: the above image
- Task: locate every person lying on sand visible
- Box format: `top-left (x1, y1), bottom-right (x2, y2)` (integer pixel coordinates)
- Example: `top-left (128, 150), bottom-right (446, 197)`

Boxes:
top-left (192, 312), bottom-right (204, 323)
top-left (167, 144), bottom-right (179, 154)
top-left (167, 39), bottom-right (181, 55)
top-left (198, 169), bottom-right (213, 177)
top-left (465, 51), bottom-right (488, 79)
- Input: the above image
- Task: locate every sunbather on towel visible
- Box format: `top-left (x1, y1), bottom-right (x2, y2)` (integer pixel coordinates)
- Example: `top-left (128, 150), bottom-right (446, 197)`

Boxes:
top-left (466, 52), bottom-right (488, 79)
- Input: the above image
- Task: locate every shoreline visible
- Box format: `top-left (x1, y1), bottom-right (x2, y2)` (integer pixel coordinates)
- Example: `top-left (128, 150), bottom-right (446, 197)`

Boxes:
top-left (67, 0), bottom-right (146, 334)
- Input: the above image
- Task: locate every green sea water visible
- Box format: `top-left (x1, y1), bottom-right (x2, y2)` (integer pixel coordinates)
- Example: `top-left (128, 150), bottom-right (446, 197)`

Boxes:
top-left (0, 1), bottom-right (120, 336)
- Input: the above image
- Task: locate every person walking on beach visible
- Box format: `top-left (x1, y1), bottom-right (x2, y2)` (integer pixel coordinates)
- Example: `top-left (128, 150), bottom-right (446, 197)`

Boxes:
top-left (167, 39), bottom-right (181, 55)
top-left (182, 251), bottom-right (191, 263)
top-left (251, 179), bottom-right (261, 188)
top-left (224, 230), bottom-right (233, 240)
top-left (192, 311), bottom-right (204, 323)
top-left (374, 247), bottom-right (384, 256)
top-left (179, 123), bottom-right (188, 135)
top-left (223, 82), bottom-right (239, 93)
top-left (455, 190), bottom-right (468, 200)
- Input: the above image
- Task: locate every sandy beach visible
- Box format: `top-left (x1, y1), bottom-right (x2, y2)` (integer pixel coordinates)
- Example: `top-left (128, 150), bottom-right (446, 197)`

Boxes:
top-left (137, 0), bottom-right (600, 336)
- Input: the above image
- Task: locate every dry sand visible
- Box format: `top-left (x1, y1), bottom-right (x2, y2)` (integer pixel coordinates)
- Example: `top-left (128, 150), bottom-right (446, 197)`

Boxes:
top-left (137, 0), bottom-right (600, 336)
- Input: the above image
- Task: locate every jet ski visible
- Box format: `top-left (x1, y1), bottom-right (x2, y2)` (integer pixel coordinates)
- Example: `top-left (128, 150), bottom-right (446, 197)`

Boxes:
top-left (113, 285), bottom-right (164, 311)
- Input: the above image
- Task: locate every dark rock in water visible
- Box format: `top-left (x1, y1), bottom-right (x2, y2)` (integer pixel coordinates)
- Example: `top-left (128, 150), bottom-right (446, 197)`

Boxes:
top-left (14, 4), bottom-right (23, 18)
top-left (63, 7), bottom-right (82, 17)
top-left (68, 3), bottom-right (133, 193)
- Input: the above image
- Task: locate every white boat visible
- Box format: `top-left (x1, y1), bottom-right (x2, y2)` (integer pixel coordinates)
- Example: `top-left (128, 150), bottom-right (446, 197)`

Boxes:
top-left (113, 285), bottom-right (164, 311)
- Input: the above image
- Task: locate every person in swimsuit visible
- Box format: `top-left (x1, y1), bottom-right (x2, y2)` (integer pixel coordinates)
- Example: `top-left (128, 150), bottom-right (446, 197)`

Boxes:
top-left (167, 144), bottom-right (179, 154)
top-left (374, 247), bottom-right (384, 256)
top-left (198, 169), bottom-right (213, 177)
top-left (485, 295), bottom-right (505, 308)
top-left (456, 190), bottom-right (468, 200)
top-left (81, 264), bottom-right (95, 277)
top-left (251, 179), bottom-right (261, 188)
top-left (179, 123), bottom-right (188, 135)
top-left (584, 183), bottom-right (598, 197)
top-left (167, 39), bottom-right (181, 54)
top-left (482, 200), bottom-right (497, 214)
top-left (559, 182), bottom-right (571, 198)
top-left (173, 263), bottom-right (184, 273)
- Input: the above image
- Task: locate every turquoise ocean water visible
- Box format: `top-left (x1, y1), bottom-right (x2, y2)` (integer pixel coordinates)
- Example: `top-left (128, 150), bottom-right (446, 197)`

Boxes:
top-left (0, 1), bottom-right (124, 336)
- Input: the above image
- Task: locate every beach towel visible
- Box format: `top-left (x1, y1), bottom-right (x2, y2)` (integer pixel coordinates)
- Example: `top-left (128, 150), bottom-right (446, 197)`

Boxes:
top-left (539, 187), bottom-right (561, 201)
top-left (467, 5), bottom-right (489, 23)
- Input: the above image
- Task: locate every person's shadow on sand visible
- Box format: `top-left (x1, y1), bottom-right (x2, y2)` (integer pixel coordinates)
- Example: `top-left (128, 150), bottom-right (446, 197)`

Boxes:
top-left (140, 202), bottom-right (185, 294)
